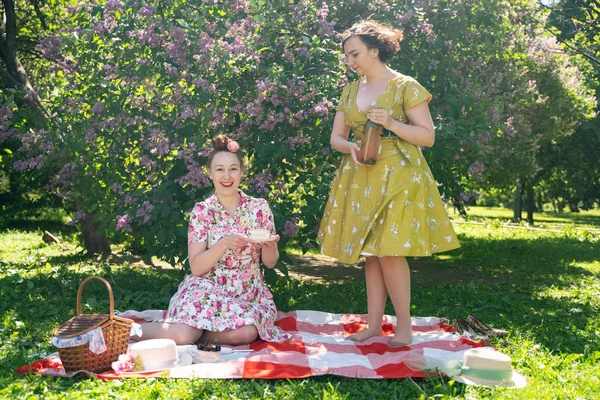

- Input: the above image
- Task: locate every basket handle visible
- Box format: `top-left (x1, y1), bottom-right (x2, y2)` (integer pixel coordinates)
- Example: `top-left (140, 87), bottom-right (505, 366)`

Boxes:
top-left (76, 275), bottom-right (115, 317)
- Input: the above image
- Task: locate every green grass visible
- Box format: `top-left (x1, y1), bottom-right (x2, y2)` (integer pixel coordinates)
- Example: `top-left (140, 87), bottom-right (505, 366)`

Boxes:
top-left (458, 205), bottom-right (600, 229)
top-left (1, 207), bottom-right (599, 399)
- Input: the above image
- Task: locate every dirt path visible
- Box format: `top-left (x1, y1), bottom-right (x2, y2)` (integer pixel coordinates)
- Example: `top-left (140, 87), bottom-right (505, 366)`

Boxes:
top-left (114, 252), bottom-right (479, 286)
top-left (285, 254), bottom-right (479, 285)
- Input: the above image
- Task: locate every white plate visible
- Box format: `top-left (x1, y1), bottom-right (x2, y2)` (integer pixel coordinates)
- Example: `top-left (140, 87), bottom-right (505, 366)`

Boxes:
top-left (246, 235), bottom-right (277, 244)
top-left (190, 350), bottom-right (221, 364)
top-left (189, 347), bottom-right (254, 364)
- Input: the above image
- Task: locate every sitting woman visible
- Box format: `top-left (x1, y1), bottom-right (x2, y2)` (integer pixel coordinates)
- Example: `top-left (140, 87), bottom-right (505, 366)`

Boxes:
top-left (139, 134), bottom-right (290, 345)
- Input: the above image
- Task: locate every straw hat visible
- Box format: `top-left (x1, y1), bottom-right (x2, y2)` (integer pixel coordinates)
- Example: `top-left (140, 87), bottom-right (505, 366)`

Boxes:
top-left (453, 347), bottom-right (527, 388)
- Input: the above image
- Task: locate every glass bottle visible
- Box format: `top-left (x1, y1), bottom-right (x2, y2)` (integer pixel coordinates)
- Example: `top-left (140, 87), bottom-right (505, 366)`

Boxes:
top-left (357, 119), bottom-right (382, 165)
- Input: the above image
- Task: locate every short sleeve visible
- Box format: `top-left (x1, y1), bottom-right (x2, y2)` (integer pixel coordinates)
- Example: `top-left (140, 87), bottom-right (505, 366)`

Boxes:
top-left (336, 84), bottom-right (351, 112)
top-left (256, 198), bottom-right (276, 235)
top-left (403, 79), bottom-right (432, 110)
top-left (188, 202), bottom-right (210, 244)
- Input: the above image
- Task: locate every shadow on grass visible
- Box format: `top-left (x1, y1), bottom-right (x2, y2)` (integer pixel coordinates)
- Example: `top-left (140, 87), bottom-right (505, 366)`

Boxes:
top-left (1, 218), bottom-right (76, 236)
top-left (536, 211), bottom-right (600, 226)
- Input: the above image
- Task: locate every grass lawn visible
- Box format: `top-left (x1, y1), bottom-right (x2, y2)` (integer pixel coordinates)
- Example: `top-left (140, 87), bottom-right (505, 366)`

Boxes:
top-left (0, 205), bottom-right (599, 399)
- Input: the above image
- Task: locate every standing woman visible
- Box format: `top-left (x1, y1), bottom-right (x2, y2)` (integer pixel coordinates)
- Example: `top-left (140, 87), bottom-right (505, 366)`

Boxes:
top-left (318, 21), bottom-right (459, 346)
top-left (139, 134), bottom-right (290, 345)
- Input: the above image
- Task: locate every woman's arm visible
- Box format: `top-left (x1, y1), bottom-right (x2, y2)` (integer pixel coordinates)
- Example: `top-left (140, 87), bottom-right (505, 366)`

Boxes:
top-left (367, 102), bottom-right (435, 147)
top-left (257, 235), bottom-right (280, 269)
top-left (188, 234), bottom-right (248, 276)
top-left (330, 111), bottom-right (365, 165)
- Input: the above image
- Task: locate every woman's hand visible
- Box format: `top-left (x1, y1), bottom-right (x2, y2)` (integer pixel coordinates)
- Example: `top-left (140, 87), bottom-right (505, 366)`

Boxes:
top-left (348, 141), bottom-right (366, 166)
top-left (220, 233), bottom-right (249, 251)
top-left (367, 108), bottom-right (394, 129)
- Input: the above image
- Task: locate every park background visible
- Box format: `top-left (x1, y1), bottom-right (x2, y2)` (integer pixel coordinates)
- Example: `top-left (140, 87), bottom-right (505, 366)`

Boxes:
top-left (1, 0), bottom-right (599, 398)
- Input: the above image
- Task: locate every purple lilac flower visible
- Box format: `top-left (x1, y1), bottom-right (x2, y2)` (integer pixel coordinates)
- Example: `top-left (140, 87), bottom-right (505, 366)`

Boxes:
top-left (91, 101), bottom-right (106, 115)
top-left (490, 105), bottom-right (502, 122)
top-left (318, 20), bottom-right (336, 37)
top-left (135, 200), bottom-right (154, 225)
top-left (137, 4), bottom-right (157, 17)
top-left (467, 161), bottom-right (485, 181)
top-left (252, 171), bottom-right (272, 194)
top-left (180, 105), bottom-right (198, 119)
top-left (397, 10), bottom-right (414, 23)
top-left (175, 165), bottom-right (211, 188)
top-left (316, 2), bottom-right (329, 18)
top-left (312, 97), bottom-right (334, 116)
top-left (67, 210), bottom-right (88, 226)
top-left (286, 136), bottom-right (311, 150)
top-left (415, 20), bottom-right (434, 38)
top-left (283, 218), bottom-right (299, 238)
top-left (104, 0), bottom-right (123, 13)
top-left (503, 117), bottom-right (517, 136)
top-left (85, 127), bottom-right (97, 141)
top-left (459, 192), bottom-right (470, 203)
top-left (36, 35), bottom-right (63, 61)
top-left (234, 0), bottom-right (249, 12)
top-left (116, 214), bottom-right (132, 232)
top-left (476, 132), bottom-right (491, 144)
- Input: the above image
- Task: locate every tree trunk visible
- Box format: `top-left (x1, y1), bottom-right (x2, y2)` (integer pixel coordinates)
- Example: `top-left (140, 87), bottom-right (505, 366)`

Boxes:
top-left (526, 183), bottom-right (535, 225)
top-left (512, 178), bottom-right (522, 223)
top-left (80, 211), bottom-right (111, 256)
top-left (453, 201), bottom-right (468, 219)
top-left (1, 0), bottom-right (46, 113)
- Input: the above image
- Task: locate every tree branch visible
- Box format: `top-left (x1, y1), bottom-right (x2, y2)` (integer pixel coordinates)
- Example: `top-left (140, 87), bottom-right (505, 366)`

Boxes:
top-left (547, 27), bottom-right (600, 65)
top-left (531, 6), bottom-right (600, 66)
top-left (30, 0), bottom-right (49, 31)
top-left (2, 0), bottom-right (16, 58)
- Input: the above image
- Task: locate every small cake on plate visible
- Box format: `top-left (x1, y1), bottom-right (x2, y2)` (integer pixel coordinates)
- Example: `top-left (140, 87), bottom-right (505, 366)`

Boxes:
top-left (195, 343), bottom-right (222, 362)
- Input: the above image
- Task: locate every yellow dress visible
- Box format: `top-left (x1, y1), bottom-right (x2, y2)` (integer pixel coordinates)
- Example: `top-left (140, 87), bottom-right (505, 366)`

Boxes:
top-left (318, 74), bottom-right (460, 264)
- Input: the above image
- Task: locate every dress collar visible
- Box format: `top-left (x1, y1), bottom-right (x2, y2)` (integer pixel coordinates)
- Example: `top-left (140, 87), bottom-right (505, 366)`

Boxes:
top-left (207, 190), bottom-right (248, 212)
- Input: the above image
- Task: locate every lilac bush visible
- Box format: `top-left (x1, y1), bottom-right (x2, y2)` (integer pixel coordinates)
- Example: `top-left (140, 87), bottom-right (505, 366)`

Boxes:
top-left (2, 0), bottom-right (594, 272)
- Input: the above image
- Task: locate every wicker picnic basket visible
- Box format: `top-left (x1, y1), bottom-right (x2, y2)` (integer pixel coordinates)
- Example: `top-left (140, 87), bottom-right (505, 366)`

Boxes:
top-left (53, 276), bottom-right (133, 373)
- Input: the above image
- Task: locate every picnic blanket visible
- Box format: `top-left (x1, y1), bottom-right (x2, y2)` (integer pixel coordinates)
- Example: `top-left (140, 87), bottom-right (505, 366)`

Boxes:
top-left (17, 310), bottom-right (487, 379)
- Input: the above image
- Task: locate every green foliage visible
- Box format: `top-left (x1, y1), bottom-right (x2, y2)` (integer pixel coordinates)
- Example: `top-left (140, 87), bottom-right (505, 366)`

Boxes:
top-left (2, 0), bottom-right (597, 268)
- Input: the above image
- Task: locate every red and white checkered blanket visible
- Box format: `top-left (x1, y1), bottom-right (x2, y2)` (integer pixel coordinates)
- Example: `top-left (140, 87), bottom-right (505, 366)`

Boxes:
top-left (17, 310), bottom-right (486, 379)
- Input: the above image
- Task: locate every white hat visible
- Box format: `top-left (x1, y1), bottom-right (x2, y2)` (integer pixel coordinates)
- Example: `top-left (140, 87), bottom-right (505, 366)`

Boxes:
top-left (129, 339), bottom-right (192, 372)
top-left (453, 347), bottom-right (527, 388)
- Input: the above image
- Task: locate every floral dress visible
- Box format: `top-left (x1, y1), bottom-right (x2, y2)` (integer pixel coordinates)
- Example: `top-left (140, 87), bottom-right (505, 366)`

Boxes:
top-left (165, 191), bottom-right (290, 342)
top-left (318, 74), bottom-right (460, 264)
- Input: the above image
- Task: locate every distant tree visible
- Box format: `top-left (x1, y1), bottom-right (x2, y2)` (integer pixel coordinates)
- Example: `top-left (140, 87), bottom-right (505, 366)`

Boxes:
top-left (540, 0), bottom-right (599, 67)
top-left (537, 0), bottom-right (600, 213)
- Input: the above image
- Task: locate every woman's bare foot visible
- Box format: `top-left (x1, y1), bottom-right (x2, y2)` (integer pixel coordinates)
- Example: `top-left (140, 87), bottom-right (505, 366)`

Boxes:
top-left (389, 324), bottom-right (412, 347)
top-left (347, 327), bottom-right (382, 342)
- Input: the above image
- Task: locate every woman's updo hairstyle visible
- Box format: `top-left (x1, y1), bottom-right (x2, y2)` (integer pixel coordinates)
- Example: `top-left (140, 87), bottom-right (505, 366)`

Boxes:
top-left (207, 134), bottom-right (244, 169)
top-left (341, 21), bottom-right (404, 63)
